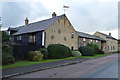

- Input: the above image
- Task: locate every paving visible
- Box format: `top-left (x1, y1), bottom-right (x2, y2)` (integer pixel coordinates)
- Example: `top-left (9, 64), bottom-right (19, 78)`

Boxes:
top-left (2, 57), bottom-right (88, 78)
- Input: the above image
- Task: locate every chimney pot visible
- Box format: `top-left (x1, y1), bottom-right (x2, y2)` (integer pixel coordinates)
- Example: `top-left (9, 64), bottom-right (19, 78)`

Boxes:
top-left (52, 12), bottom-right (57, 18)
top-left (109, 33), bottom-right (111, 36)
top-left (25, 17), bottom-right (29, 25)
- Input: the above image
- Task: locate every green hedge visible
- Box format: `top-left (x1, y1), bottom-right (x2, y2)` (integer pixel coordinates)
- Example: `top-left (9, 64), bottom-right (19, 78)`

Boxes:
top-left (39, 48), bottom-right (48, 59)
top-left (2, 45), bottom-right (15, 65)
top-left (2, 45), bottom-right (12, 54)
top-left (71, 51), bottom-right (81, 57)
top-left (98, 49), bottom-right (104, 54)
top-left (2, 53), bottom-right (15, 65)
top-left (87, 43), bottom-right (99, 54)
top-left (47, 44), bottom-right (72, 59)
top-left (28, 51), bottom-right (43, 61)
top-left (79, 46), bottom-right (95, 56)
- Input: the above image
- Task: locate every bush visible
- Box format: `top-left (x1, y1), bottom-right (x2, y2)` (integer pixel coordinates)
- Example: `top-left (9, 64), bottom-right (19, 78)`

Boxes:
top-left (39, 48), bottom-right (48, 59)
top-left (79, 46), bottom-right (95, 56)
top-left (47, 44), bottom-right (72, 59)
top-left (98, 49), bottom-right (104, 54)
top-left (2, 45), bottom-right (12, 54)
top-left (2, 53), bottom-right (15, 65)
top-left (87, 43), bottom-right (99, 54)
top-left (28, 51), bottom-right (43, 61)
top-left (71, 51), bottom-right (81, 57)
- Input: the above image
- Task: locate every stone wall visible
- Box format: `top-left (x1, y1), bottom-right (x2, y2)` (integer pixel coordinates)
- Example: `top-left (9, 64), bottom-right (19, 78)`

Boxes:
top-left (44, 15), bottom-right (78, 50)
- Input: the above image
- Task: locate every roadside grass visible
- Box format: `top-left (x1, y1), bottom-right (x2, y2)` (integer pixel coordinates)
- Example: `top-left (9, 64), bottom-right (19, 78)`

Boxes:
top-left (80, 54), bottom-right (111, 58)
top-left (113, 52), bottom-right (120, 54)
top-left (2, 53), bottom-right (112, 70)
top-left (2, 57), bottom-right (77, 70)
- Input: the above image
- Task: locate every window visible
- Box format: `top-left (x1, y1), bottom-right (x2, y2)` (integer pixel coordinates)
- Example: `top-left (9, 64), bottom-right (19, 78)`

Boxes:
top-left (96, 40), bottom-right (98, 43)
top-left (17, 36), bottom-right (22, 41)
top-left (111, 46), bottom-right (112, 50)
top-left (64, 37), bottom-right (67, 41)
top-left (58, 29), bottom-right (61, 34)
top-left (71, 46), bottom-right (74, 51)
top-left (90, 40), bottom-right (93, 42)
top-left (108, 46), bottom-right (109, 50)
top-left (71, 32), bottom-right (74, 38)
top-left (29, 34), bottom-right (36, 43)
top-left (113, 46), bottom-right (115, 50)
top-left (83, 38), bottom-right (86, 42)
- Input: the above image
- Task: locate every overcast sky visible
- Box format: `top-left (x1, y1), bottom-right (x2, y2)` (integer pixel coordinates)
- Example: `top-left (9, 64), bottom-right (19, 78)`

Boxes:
top-left (1, 0), bottom-right (119, 39)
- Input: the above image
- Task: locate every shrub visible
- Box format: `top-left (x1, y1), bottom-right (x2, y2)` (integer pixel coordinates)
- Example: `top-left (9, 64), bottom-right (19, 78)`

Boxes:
top-left (71, 51), bottom-right (81, 57)
top-left (39, 48), bottom-right (48, 59)
top-left (98, 49), bottom-right (104, 54)
top-left (87, 43), bottom-right (99, 54)
top-left (79, 46), bottom-right (95, 56)
top-left (2, 53), bottom-right (15, 65)
top-left (2, 45), bottom-right (12, 54)
top-left (28, 51), bottom-right (43, 61)
top-left (47, 44), bottom-right (72, 59)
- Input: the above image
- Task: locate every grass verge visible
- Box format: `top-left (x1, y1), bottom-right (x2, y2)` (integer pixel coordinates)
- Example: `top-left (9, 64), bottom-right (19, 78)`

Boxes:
top-left (80, 54), bottom-right (111, 58)
top-left (2, 57), bottom-right (77, 69)
top-left (2, 53), bottom-right (112, 70)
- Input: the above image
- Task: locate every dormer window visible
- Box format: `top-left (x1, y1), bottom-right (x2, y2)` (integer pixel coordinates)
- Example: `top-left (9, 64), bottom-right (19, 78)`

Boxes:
top-left (71, 32), bottom-right (74, 38)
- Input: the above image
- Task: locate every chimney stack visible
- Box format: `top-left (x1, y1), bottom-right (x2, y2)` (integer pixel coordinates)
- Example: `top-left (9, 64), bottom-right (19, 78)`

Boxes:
top-left (52, 12), bottom-right (57, 18)
top-left (25, 17), bottom-right (29, 25)
top-left (109, 33), bottom-right (111, 36)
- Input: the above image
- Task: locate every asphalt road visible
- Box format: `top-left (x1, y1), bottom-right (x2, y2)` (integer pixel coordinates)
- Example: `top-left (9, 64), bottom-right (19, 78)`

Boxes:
top-left (12, 54), bottom-right (118, 78)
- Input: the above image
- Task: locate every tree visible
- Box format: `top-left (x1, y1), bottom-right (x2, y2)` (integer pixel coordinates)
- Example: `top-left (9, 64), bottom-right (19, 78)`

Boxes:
top-left (2, 31), bottom-right (9, 42)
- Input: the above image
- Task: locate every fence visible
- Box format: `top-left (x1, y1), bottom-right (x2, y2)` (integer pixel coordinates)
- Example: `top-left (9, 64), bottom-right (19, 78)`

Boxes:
top-left (12, 45), bottom-right (41, 60)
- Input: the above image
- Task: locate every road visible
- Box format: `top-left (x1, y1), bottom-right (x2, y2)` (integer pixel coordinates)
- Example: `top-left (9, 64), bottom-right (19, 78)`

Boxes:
top-left (12, 54), bottom-right (118, 78)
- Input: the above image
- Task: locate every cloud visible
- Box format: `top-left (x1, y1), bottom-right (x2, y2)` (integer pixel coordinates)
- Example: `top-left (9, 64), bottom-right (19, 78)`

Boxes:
top-left (2, 2), bottom-right (50, 28)
top-left (65, 0), bottom-right (118, 33)
top-left (1, 0), bottom-right (119, 39)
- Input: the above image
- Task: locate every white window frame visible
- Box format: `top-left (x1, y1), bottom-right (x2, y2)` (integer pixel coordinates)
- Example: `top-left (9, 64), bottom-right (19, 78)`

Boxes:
top-left (42, 32), bottom-right (45, 46)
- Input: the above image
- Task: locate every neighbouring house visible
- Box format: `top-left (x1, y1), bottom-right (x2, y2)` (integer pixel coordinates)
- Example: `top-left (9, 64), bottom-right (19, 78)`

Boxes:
top-left (118, 39), bottom-right (120, 52)
top-left (8, 12), bottom-right (79, 59)
top-left (94, 31), bottom-right (118, 53)
top-left (77, 31), bottom-right (106, 50)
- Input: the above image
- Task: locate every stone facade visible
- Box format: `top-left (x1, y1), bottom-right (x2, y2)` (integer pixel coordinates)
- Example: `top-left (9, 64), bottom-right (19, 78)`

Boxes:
top-left (78, 37), bottom-right (101, 49)
top-left (94, 32), bottom-right (118, 53)
top-left (118, 40), bottom-right (120, 52)
top-left (44, 15), bottom-right (78, 50)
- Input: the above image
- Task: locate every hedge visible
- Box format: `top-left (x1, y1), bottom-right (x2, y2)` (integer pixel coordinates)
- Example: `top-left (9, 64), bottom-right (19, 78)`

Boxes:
top-left (87, 43), bottom-right (99, 54)
top-left (79, 46), bottom-right (95, 56)
top-left (71, 51), bottom-right (81, 57)
top-left (28, 51), bottom-right (43, 61)
top-left (39, 48), bottom-right (48, 59)
top-left (47, 44), bottom-right (72, 59)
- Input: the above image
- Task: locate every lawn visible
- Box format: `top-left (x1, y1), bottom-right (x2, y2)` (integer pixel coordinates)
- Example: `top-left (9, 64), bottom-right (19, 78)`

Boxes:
top-left (81, 54), bottom-right (111, 58)
top-left (2, 54), bottom-right (112, 70)
top-left (2, 57), bottom-right (77, 69)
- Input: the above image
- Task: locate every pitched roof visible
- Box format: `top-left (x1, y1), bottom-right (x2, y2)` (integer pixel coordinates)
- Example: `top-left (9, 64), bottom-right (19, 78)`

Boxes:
top-left (11, 15), bottom-right (64, 35)
top-left (77, 31), bottom-right (106, 41)
top-left (96, 31), bottom-right (117, 40)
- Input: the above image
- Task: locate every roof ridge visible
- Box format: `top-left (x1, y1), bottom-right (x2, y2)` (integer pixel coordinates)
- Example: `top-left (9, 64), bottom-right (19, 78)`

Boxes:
top-left (12, 14), bottom-right (64, 29)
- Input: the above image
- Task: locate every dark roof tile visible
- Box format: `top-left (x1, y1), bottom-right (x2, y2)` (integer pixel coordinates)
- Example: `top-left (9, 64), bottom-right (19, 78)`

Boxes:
top-left (77, 31), bottom-right (106, 41)
top-left (12, 15), bottom-right (63, 35)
